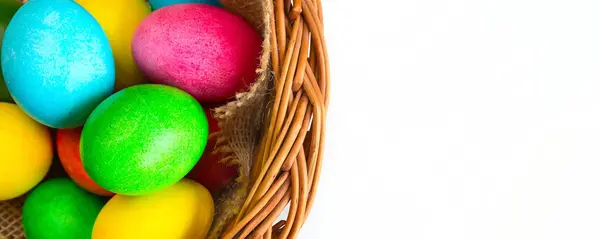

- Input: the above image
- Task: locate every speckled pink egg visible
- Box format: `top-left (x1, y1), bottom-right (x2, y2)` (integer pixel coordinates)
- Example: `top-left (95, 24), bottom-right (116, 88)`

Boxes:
top-left (131, 4), bottom-right (262, 102)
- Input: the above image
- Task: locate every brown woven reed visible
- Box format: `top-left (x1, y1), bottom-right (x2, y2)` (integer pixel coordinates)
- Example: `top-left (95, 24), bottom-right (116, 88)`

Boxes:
top-left (0, 0), bottom-right (328, 238)
top-left (0, 198), bottom-right (24, 239)
top-left (218, 0), bottom-right (329, 238)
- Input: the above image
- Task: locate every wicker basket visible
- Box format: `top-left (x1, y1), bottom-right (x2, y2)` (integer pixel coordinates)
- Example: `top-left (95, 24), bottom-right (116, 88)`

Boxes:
top-left (0, 0), bottom-right (329, 238)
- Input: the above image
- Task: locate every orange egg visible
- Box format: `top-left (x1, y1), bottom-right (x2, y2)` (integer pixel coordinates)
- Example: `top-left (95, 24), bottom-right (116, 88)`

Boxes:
top-left (57, 128), bottom-right (114, 196)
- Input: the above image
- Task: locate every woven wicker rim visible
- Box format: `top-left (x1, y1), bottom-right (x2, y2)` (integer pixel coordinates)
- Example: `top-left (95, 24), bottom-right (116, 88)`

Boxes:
top-left (1, 0), bottom-right (329, 238)
top-left (221, 0), bottom-right (330, 238)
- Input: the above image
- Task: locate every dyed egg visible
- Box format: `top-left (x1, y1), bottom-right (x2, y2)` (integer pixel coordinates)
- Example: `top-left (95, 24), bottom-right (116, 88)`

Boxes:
top-left (57, 128), bottom-right (114, 196)
top-left (187, 107), bottom-right (238, 195)
top-left (0, 76), bottom-right (9, 102)
top-left (75, 0), bottom-right (151, 90)
top-left (0, 57), bottom-right (9, 101)
top-left (81, 84), bottom-right (209, 195)
top-left (0, 0), bottom-right (21, 22)
top-left (0, 102), bottom-right (52, 200)
top-left (132, 4), bottom-right (262, 102)
top-left (93, 179), bottom-right (214, 239)
top-left (1, 0), bottom-right (115, 128)
top-left (0, 75), bottom-right (9, 102)
top-left (0, 0), bottom-right (21, 102)
top-left (149, 0), bottom-right (221, 10)
top-left (22, 178), bottom-right (105, 239)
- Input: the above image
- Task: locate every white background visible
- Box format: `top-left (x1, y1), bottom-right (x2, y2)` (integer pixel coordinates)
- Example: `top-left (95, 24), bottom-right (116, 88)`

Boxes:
top-left (305, 0), bottom-right (600, 238)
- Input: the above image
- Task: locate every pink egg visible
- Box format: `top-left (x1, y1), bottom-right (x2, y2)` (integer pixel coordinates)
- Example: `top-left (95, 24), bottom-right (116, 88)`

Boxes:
top-left (132, 4), bottom-right (262, 102)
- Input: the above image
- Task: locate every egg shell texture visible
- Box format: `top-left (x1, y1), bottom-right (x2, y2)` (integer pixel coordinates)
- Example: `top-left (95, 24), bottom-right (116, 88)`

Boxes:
top-left (92, 179), bottom-right (214, 239)
top-left (57, 128), bottom-right (114, 196)
top-left (0, 25), bottom-right (7, 102)
top-left (22, 178), bottom-right (105, 239)
top-left (149, 0), bottom-right (222, 10)
top-left (1, 0), bottom-right (115, 128)
top-left (0, 1), bottom-right (19, 102)
top-left (81, 84), bottom-right (209, 195)
top-left (0, 102), bottom-right (52, 200)
top-left (132, 4), bottom-right (262, 102)
top-left (75, 0), bottom-right (151, 90)
top-left (187, 107), bottom-right (238, 195)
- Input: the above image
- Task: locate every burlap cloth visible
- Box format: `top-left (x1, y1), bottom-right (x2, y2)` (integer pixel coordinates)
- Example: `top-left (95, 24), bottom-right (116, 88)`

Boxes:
top-left (210, 0), bottom-right (273, 237)
top-left (0, 0), bottom-right (273, 238)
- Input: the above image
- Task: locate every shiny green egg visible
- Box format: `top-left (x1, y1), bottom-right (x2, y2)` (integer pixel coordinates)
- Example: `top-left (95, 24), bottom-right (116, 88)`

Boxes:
top-left (22, 178), bottom-right (106, 239)
top-left (81, 84), bottom-right (209, 196)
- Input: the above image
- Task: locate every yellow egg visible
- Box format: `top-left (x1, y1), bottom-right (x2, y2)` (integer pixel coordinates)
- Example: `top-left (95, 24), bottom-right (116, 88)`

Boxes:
top-left (92, 179), bottom-right (214, 239)
top-left (75, 0), bottom-right (151, 90)
top-left (0, 102), bottom-right (52, 200)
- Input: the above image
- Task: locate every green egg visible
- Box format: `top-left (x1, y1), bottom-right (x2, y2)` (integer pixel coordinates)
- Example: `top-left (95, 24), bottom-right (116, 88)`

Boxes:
top-left (22, 178), bottom-right (105, 239)
top-left (0, 0), bottom-right (21, 102)
top-left (0, 74), bottom-right (10, 102)
top-left (81, 84), bottom-right (209, 196)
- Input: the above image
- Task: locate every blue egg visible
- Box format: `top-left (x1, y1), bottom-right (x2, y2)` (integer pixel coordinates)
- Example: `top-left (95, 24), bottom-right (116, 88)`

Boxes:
top-left (149, 0), bottom-right (222, 11)
top-left (1, 0), bottom-right (115, 128)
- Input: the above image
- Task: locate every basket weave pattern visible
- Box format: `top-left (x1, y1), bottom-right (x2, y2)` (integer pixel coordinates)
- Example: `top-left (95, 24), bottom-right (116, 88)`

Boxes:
top-left (0, 198), bottom-right (24, 239)
top-left (219, 0), bottom-right (329, 238)
top-left (0, 0), bottom-right (328, 238)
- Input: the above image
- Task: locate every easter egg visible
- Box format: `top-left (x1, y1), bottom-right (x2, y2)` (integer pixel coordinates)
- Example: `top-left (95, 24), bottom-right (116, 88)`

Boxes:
top-left (0, 42), bottom-right (10, 102)
top-left (0, 0), bottom-right (20, 103)
top-left (81, 84), bottom-right (209, 195)
top-left (0, 0), bottom-right (21, 21)
top-left (22, 178), bottom-right (105, 239)
top-left (132, 4), bottom-right (262, 102)
top-left (187, 107), bottom-right (238, 195)
top-left (0, 102), bottom-right (52, 200)
top-left (149, 0), bottom-right (221, 10)
top-left (57, 128), bottom-right (114, 196)
top-left (75, 0), bottom-right (151, 90)
top-left (0, 76), bottom-right (9, 102)
top-left (93, 179), bottom-right (214, 239)
top-left (0, 75), bottom-right (9, 102)
top-left (1, 0), bottom-right (115, 128)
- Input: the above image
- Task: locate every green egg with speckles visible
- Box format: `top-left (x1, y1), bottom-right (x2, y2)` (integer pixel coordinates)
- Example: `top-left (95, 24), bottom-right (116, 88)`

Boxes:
top-left (81, 84), bottom-right (209, 195)
top-left (22, 178), bottom-right (105, 239)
